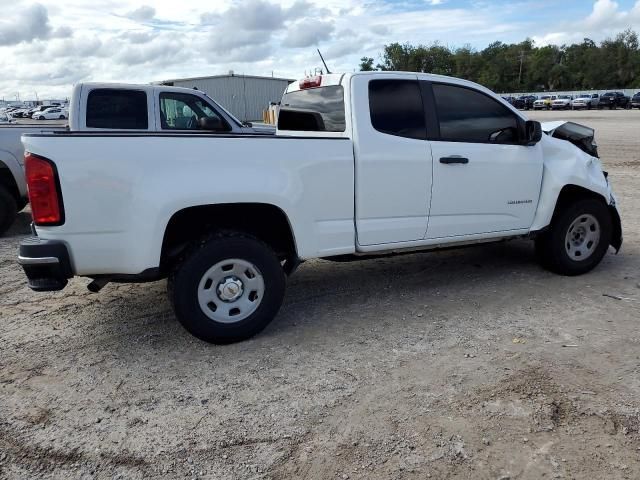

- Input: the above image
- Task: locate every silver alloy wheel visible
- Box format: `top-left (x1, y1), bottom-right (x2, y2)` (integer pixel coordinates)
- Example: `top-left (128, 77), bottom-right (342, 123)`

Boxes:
top-left (197, 259), bottom-right (265, 323)
top-left (565, 213), bottom-right (601, 261)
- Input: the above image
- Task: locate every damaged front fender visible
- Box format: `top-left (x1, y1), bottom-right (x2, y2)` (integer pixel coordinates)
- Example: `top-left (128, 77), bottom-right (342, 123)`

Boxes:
top-left (531, 129), bottom-right (613, 231)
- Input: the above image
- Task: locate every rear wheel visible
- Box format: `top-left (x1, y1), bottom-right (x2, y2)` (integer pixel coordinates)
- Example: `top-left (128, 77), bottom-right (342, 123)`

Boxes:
top-left (536, 199), bottom-right (612, 276)
top-left (0, 185), bottom-right (18, 235)
top-left (168, 233), bottom-right (286, 344)
top-left (58, 115), bottom-right (65, 120)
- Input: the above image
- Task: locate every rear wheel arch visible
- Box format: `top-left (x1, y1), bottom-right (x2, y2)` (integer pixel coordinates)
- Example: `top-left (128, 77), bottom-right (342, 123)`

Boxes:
top-left (160, 203), bottom-right (298, 272)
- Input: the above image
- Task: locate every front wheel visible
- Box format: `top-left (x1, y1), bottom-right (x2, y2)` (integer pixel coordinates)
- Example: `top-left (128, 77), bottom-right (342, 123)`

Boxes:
top-left (535, 199), bottom-right (612, 276)
top-left (168, 233), bottom-right (286, 344)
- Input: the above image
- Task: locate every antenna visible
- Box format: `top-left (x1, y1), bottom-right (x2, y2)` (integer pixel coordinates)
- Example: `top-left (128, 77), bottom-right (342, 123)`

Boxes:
top-left (317, 49), bottom-right (331, 74)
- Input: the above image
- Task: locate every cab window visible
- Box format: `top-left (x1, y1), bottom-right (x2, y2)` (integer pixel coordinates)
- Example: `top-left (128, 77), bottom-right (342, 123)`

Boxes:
top-left (86, 89), bottom-right (148, 129)
top-left (432, 83), bottom-right (520, 144)
top-left (368, 79), bottom-right (426, 140)
top-left (159, 93), bottom-right (229, 131)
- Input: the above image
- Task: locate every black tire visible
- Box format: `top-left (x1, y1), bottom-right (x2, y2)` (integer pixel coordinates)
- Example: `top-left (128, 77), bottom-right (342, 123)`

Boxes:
top-left (535, 198), bottom-right (612, 276)
top-left (168, 233), bottom-right (286, 344)
top-left (16, 197), bottom-right (28, 212)
top-left (59, 115), bottom-right (65, 120)
top-left (0, 185), bottom-right (18, 235)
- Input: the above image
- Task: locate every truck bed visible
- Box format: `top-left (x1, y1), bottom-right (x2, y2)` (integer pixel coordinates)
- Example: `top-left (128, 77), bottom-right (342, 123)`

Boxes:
top-left (22, 132), bottom-right (355, 275)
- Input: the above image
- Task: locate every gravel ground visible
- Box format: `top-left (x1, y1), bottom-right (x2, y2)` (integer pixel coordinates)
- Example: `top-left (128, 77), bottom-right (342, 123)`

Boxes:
top-left (1, 110), bottom-right (639, 479)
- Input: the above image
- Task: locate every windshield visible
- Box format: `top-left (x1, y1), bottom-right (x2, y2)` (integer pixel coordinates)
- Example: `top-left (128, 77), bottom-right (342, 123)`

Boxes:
top-left (202, 93), bottom-right (243, 128)
top-left (541, 96), bottom-right (551, 100)
top-left (558, 96), bottom-right (571, 99)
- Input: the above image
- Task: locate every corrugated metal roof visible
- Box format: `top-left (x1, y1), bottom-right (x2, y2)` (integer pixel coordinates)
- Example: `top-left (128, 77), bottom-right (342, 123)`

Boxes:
top-left (157, 73), bottom-right (295, 83)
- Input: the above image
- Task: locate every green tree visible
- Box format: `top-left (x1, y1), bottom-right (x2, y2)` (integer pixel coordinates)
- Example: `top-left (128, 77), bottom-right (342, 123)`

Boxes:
top-left (359, 57), bottom-right (376, 71)
top-left (361, 30), bottom-right (640, 92)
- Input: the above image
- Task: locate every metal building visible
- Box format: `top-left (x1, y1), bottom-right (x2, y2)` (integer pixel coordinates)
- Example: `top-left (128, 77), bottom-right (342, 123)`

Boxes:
top-left (157, 73), bottom-right (294, 122)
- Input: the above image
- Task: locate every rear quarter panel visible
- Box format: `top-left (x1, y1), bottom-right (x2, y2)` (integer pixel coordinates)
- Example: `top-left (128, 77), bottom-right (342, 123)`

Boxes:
top-left (22, 134), bottom-right (355, 275)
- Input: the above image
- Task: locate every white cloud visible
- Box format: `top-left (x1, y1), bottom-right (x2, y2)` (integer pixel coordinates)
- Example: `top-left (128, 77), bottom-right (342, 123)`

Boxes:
top-left (125, 5), bottom-right (156, 22)
top-left (1, 0), bottom-right (639, 101)
top-left (0, 3), bottom-right (54, 46)
top-left (283, 19), bottom-right (335, 47)
top-left (533, 0), bottom-right (640, 46)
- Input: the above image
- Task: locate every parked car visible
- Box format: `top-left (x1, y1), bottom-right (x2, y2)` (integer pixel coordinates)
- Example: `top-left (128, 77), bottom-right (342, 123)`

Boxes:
top-left (572, 94), bottom-right (599, 110)
top-left (533, 95), bottom-right (556, 110)
top-left (513, 95), bottom-right (536, 110)
top-left (631, 92), bottom-right (640, 109)
top-left (551, 95), bottom-right (573, 110)
top-left (0, 113), bottom-right (14, 124)
top-left (18, 72), bottom-right (622, 344)
top-left (598, 92), bottom-right (630, 110)
top-left (29, 105), bottom-right (62, 118)
top-left (34, 107), bottom-right (68, 120)
top-left (11, 108), bottom-right (31, 118)
top-left (0, 83), bottom-right (274, 235)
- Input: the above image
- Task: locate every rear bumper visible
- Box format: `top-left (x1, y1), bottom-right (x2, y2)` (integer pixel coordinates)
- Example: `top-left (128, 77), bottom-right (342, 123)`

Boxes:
top-left (18, 237), bottom-right (73, 291)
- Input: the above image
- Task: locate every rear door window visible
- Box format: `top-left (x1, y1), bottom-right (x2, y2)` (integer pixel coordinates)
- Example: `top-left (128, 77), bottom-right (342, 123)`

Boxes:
top-left (278, 86), bottom-right (345, 132)
top-left (86, 89), bottom-right (148, 129)
top-left (368, 79), bottom-right (426, 140)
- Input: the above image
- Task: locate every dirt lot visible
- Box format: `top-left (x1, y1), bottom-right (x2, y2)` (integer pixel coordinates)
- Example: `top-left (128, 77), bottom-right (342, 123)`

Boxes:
top-left (1, 109), bottom-right (639, 479)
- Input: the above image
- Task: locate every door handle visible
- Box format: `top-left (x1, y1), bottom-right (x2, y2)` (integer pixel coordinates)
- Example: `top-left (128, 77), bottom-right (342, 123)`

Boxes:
top-left (440, 156), bottom-right (469, 165)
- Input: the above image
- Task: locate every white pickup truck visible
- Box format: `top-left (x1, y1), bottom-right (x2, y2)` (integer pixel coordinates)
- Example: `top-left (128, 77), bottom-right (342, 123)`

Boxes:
top-left (19, 72), bottom-right (622, 344)
top-left (0, 82), bottom-right (273, 234)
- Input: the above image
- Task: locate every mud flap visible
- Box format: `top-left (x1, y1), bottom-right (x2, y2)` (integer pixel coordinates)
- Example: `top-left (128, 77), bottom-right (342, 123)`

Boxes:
top-left (609, 205), bottom-right (622, 253)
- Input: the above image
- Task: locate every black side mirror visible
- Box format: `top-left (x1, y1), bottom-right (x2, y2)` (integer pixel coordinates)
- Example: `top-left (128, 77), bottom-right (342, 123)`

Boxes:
top-left (524, 120), bottom-right (542, 146)
top-left (199, 116), bottom-right (223, 131)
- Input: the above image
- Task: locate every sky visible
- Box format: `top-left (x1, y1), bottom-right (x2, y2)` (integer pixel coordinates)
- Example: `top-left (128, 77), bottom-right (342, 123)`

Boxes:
top-left (1, 0), bottom-right (640, 100)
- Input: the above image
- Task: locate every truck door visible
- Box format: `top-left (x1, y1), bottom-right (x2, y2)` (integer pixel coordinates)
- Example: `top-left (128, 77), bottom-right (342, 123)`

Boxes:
top-left (424, 82), bottom-right (543, 239)
top-left (352, 74), bottom-right (433, 246)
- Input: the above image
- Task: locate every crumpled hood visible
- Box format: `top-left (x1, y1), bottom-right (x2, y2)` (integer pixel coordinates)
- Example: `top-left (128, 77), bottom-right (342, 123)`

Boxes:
top-left (541, 121), bottom-right (598, 158)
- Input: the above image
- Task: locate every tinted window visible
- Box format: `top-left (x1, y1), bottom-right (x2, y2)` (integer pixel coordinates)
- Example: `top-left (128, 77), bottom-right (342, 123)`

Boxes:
top-left (369, 80), bottom-right (426, 140)
top-left (433, 84), bottom-right (519, 144)
top-left (159, 93), bottom-right (227, 131)
top-left (278, 86), bottom-right (345, 132)
top-left (86, 89), bottom-right (148, 129)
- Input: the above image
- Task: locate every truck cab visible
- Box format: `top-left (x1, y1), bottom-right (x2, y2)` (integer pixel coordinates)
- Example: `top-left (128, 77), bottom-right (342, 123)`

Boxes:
top-left (69, 83), bottom-right (274, 135)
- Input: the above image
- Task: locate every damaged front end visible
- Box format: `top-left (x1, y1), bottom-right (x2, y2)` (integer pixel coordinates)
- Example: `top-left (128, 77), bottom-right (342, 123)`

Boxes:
top-left (534, 120), bottom-right (623, 253)
top-left (541, 121), bottom-right (599, 158)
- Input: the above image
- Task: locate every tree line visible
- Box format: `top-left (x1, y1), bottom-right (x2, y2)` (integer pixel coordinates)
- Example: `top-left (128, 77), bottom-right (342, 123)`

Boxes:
top-left (359, 30), bottom-right (640, 93)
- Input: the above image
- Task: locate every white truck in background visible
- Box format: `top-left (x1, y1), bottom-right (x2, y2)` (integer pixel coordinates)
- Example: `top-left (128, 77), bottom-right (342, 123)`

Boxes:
top-left (19, 72), bottom-right (622, 344)
top-left (0, 83), bottom-right (273, 234)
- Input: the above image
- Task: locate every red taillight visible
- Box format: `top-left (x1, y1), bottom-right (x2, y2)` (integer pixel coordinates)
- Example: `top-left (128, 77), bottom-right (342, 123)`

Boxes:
top-left (299, 76), bottom-right (322, 89)
top-left (25, 153), bottom-right (64, 225)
